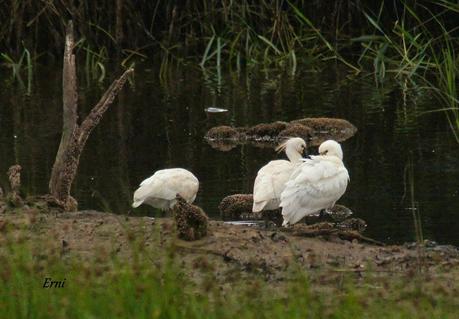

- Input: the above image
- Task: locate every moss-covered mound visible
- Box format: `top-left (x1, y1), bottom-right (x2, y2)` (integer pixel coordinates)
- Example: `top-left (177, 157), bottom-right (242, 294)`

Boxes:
top-left (205, 125), bottom-right (240, 140)
top-left (278, 123), bottom-right (313, 141)
top-left (245, 121), bottom-right (289, 139)
top-left (219, 194), bottom-right (254, 220)
top-left (173, 195), bottom-right (208, 241)
top-left (204, 117), bottom-right (357, 149)
top-left (291, 117), bottom-right (357, 136)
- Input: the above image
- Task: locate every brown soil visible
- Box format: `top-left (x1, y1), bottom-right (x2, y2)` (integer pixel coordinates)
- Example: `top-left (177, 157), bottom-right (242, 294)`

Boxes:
top-left (2, 209), bottom-right (457, 284)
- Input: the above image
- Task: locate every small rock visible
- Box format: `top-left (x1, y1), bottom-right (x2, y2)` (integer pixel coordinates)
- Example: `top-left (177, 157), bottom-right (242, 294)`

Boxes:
top-left (337, 218), bottom-right (367, 233)
top-left (270, 232), bottom-right (287, 242)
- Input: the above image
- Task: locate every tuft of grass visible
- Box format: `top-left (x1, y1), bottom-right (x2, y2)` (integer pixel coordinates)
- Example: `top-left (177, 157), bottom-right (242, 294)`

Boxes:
top-left (1, 46), bottom-right (33, 94)
top-left (1, 220), bottom-right (458, 319)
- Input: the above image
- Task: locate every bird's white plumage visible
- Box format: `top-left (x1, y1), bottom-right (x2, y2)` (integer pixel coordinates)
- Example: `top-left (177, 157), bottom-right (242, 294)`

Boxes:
top-left (280, 140), bottom-right (349, 226)
top-left (252, 138), bottom-right (306, 213)
top-left (132, 168), bottom-right (199, 210)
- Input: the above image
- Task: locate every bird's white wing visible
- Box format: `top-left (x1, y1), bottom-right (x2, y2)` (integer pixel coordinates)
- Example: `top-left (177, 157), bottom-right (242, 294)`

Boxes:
top-left (133, 169), bottom-right (199, 208)
top-left (280, 156), bottom-right (349, 225)
top-left (252, 160), bottom-right (293, 212)
top-left (133, 171), bottom-right (176, 207)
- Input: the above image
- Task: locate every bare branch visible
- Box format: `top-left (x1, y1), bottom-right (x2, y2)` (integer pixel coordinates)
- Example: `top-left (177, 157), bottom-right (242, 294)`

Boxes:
top-left (62, 20), bottom-right (78, 131)
top-left (48, 20), bottom-right (134, 211)
top-left (78, 68), bottom-right (133, 146)
top-left (49, 20), bottom-right (78, 191)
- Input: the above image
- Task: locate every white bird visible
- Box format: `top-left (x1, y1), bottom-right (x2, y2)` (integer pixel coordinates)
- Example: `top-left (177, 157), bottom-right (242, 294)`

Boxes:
top-left (132, 168), bottom-right (199, 210)
top-left (280, 140), bottom-right (349, 226)
top-left (252, 137), bottom-right (307, 213)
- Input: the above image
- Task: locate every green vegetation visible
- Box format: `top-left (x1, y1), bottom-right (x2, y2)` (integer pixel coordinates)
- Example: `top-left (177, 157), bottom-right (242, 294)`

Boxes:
top-left (0, 219), bottom-right (457, 319)
top-left (1, 46), bottom-right (33, 94)
top-left (0, 1), bottom-right (457, 138)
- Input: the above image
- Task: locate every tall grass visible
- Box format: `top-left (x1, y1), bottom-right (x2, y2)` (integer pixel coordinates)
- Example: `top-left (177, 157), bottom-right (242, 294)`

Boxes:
top-left (0, 1), bottom-right (458, 137)
top-left (354, 1), bottom-right (459, 140)
top-left (1, 226), bottom-right (456, 319)
top-left (1, 46), bottom-right (33, 94)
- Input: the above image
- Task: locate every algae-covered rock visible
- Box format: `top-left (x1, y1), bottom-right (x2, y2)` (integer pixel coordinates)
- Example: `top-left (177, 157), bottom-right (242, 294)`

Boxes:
top-left (204, 117), bottom-right (357, 149)
top-left (219, 194), bottom-right (283, 226)
top-left (291, 118), bottom-right (357, 137)
top-left (219, 194), bottom-right (254, 220)
top-left (278, 123), bottom-right (313, 141)
top-left (205, 126), bottom-right (240, 140)
top-left (173, 195), bottom-right (208, 241)
top-left (245, 121), bottom-right (289, 139)
top-left (337, 218), bottom-right (367, 233)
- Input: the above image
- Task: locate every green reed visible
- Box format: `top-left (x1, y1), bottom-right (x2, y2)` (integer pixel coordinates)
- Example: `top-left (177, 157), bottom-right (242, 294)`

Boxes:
top-left (1, 221), bottom-right (456, 319)
top-left (1, 46), bottom-right (33, 94)
top-left (1, 1), bottom-right (459, 138)
top-left (354, 1), bottom-right (459, 139)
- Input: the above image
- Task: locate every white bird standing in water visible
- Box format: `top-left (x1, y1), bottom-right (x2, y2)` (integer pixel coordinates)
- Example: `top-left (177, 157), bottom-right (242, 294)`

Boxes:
top-left (252, 137), bottom-right (307, 213)
top-left (280, 140), bottom-right (349, 226)
top-left (132, 168), bottom-right (199, 210)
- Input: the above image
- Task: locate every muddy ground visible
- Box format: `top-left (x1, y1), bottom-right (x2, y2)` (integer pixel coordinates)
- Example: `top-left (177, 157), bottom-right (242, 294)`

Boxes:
top-left (1, 209), bottom-right (458, 291)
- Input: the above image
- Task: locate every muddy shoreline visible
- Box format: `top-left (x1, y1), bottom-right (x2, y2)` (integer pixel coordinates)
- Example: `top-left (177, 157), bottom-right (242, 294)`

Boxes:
top-left (2, 210), bottom-right (458, 285)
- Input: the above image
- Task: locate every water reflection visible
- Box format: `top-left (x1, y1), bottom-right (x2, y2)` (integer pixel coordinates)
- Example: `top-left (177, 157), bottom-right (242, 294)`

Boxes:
top-left (0, 65), bottom-right (458, 245)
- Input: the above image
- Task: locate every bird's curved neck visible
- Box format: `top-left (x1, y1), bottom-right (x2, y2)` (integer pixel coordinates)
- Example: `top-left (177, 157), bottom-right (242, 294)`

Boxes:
top-left (286, 148), bottom-right (302, 163)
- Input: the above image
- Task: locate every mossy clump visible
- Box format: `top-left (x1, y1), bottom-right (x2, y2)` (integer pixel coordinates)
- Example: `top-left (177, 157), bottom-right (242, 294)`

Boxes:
top-left (291, 118), bottom-right (357, 135)
top-left (219, 194), bottom-right (283, 226)
top-left (337, 218), bottom-right (367, 233)
top-left (245, 121), bottom-right (288, 139)
top-left (204, 117), bottom-right (357, 149)
top-left (173, 195), bottom-right (208, 241)
top-left (218, 194), bottom-right (254, 220)
top-left (205, 126), bottom-right (240, 140)
top-left (278, 123), bottom-right (313, 141)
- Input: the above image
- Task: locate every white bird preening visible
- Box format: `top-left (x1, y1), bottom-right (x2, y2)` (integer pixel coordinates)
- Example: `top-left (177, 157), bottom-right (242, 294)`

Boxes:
top-left (252, 137), bottom-right (307, 213)
top-left (280, 140), bottom-right (349, 226)
top-left (132, 168), bottom-right (199, 210)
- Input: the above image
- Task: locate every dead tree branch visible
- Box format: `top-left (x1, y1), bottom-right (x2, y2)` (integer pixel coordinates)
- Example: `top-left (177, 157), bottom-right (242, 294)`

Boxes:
top-left (48, 20), bottom-right (133, 211)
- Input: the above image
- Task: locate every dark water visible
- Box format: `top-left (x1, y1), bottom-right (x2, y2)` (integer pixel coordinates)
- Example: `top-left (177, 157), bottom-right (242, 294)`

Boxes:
top-left (0, 65), bottom-right (458, 245)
